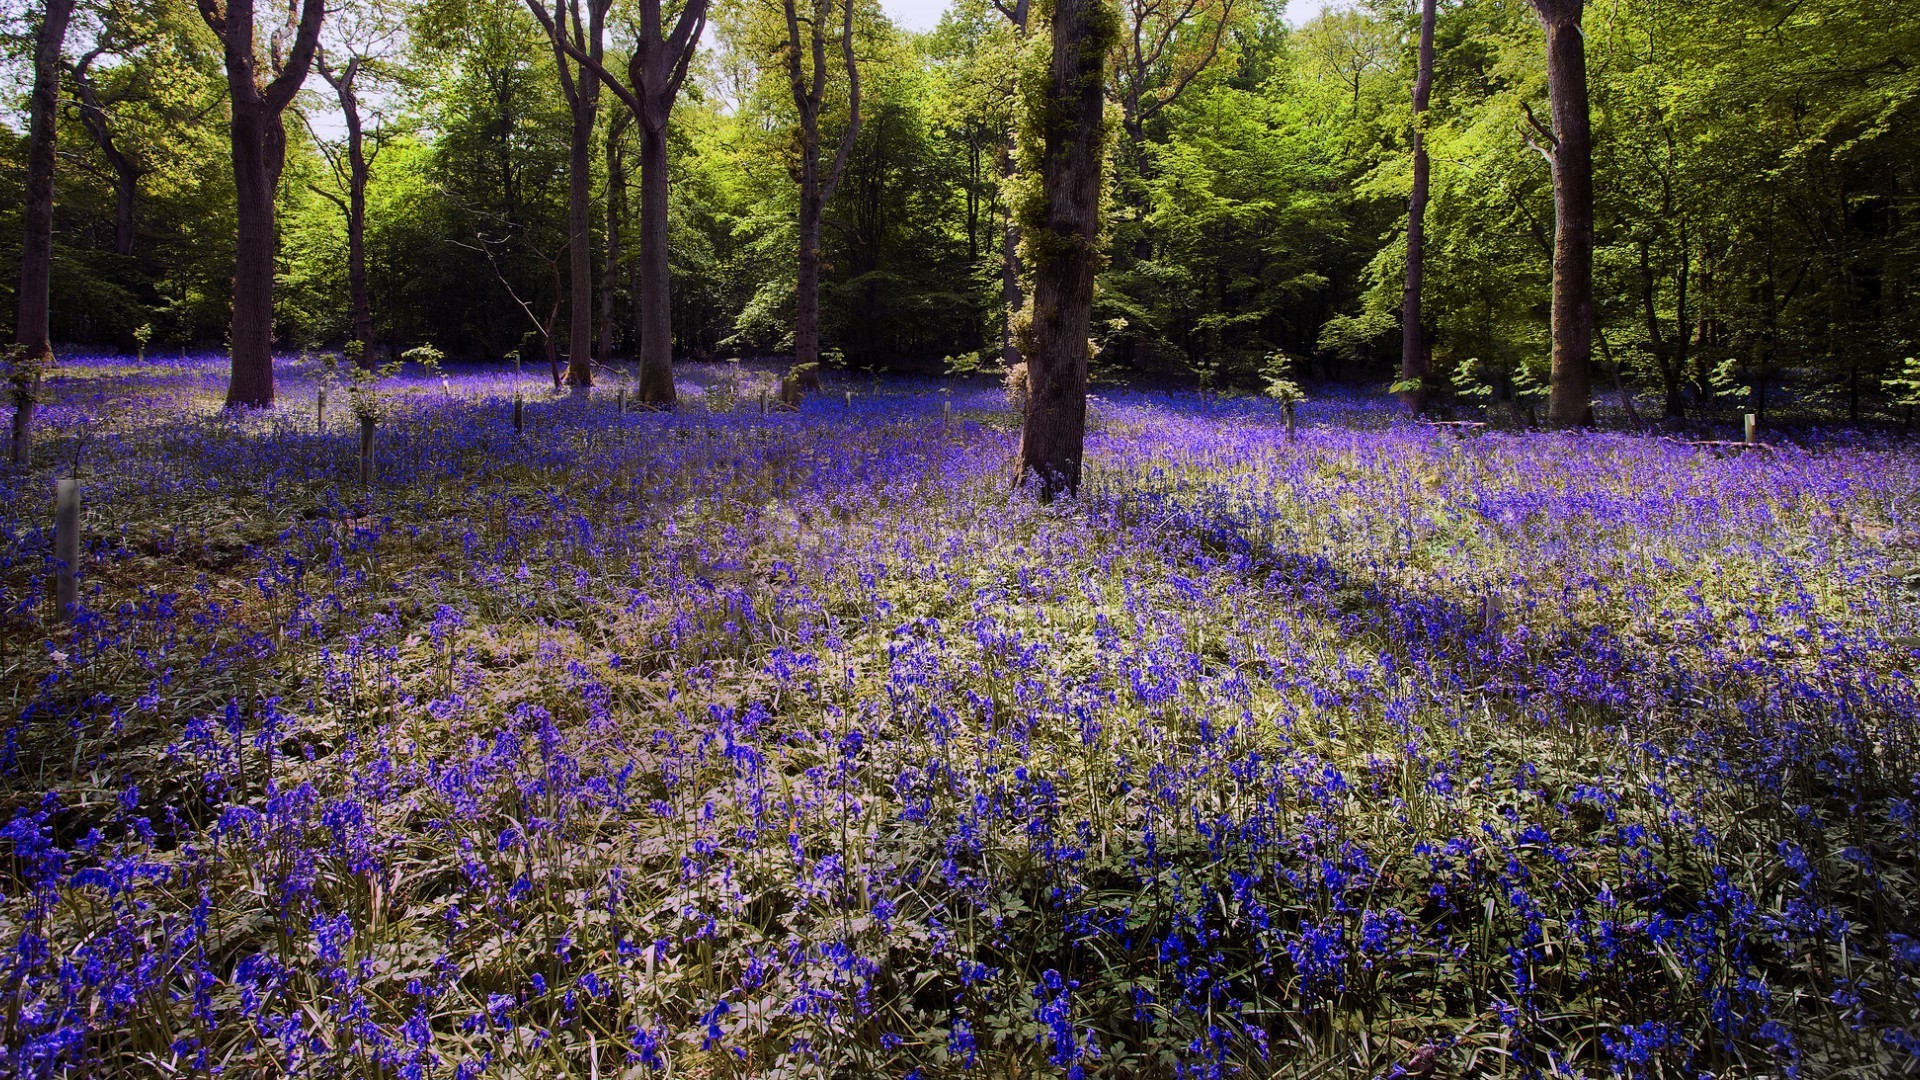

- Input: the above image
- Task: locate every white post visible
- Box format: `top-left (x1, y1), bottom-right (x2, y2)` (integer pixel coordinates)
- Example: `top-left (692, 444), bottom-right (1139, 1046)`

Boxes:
top-left (1744, 412), bottom-right (1757, 445)
top-left (55, 479), bottom-right (80, 620)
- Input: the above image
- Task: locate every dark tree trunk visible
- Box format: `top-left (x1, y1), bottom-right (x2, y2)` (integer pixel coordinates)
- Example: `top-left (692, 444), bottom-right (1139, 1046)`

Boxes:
top-left (565, 96), bottom-right (598, 387)
top-left (16, 0), bottom-right (77, 368)
top-left (228, 99), bottom-right (284, 406)
top-left (1531, 0), bottom-right (1594, 427)
top-left (599, 113), bottom-right (626, 367)
top-left (1015, 0), bottom-right (1114, 501)
top-left (317, 55), bottom-right (376, 361)
top-left (70, 58), bottom-right (141, 260)
top-left (635, 117), bottom-right (675, 404)
top-left (199, 0), bottom-right (326, 409)
top-left (1399, 0), bottom-right (1436, 414)
top-left (795, 149), bottom-right (825, 389)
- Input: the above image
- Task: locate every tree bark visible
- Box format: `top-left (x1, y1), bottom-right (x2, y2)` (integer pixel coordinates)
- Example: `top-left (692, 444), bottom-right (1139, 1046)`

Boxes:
top-left (1015, 0), bottom-right (1114, 500)
top-left (198, 0), bottom-right (326, 409)
top-left (634, 116), bottom-right (675, 403)
top-left (16, 0), bottom-right (77, 369)
top-left (1530, 0), bottom-right (1594, 427)
top-left (1399, 0), bottom-right (1436, 414)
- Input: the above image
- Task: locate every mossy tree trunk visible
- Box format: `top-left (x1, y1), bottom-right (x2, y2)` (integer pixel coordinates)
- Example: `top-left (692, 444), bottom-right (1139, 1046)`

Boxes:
top-left (1014, 0), bottom-right (1115, 501)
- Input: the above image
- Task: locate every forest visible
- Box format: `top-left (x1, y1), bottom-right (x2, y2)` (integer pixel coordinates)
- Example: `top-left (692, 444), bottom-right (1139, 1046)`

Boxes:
top-left (2, 0), bottom-right (1919, 1077)
top-left (2, 0), bottom-right (1915, 420)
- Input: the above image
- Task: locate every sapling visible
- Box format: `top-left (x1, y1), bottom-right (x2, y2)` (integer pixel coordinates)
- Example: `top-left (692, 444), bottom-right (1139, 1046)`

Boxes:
top-left (346, 354), bottom-right (406, 486)
top-left (315, 347), bottom-right (345, 430)
top-left (1263, 351), bottom-right (1307, 441)
top-left (402, 344), bottom-right (450, 399)
top-left (132, 323), bottom-right (152, 363)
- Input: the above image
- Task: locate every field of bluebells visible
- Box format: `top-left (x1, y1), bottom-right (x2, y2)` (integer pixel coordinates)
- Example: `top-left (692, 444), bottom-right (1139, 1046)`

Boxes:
top-left (2, 352), bottom-right (1919, 1079)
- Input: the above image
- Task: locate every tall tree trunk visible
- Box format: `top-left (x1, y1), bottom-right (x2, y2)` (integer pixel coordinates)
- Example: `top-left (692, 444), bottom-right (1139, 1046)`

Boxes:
top-left (70, 59), bottom-right (140, 260)
top-left (16, 0), bottom-right (76, 366)
top-left (783, 0), bottom-right (860, 393)
top-left (1015, 0), bottom-right (1114, 501)
top-left (1399, 0), bottom-right (1436, 414)
top-left (1532, 0), bottom-right (1594, 427)
top-left (323, 59), bottom-right (376, 362)
top-left (565, 98), bottom-right (598, 387)
top-left (994, 0), bottom-right (1029, 368)
top-left (227, 98), bottom-right (284, 407)
top-left (795, 144), bottom-right (825, 389)
top-left (635, 118), bottom-right (675, 404)
top-left (200, 0), bottom-right (326, 409)
top-left (599, 115), bottom-right (626, 367)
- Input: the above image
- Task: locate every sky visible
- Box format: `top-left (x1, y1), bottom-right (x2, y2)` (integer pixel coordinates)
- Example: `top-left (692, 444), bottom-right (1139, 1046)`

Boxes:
top-left (880, 0), bottom-right (1335, 33)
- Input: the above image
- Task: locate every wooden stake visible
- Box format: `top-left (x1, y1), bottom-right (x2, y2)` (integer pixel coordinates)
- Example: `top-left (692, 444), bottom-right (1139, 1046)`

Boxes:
top-left (54, 478), bottom-right (79, 620)
top-left (359, 416), bottom-right (376, 487)
top-left (513, 395), bottom-right (524, 435)
top-left (1285, 403), bottom-right (1297, 442)
top-left (1744, 412), bottom-right (1757, 444)
top-left (316, 387), bottom-right (327, 430)
top-left (1482, 592), bottom-right (1504, 636)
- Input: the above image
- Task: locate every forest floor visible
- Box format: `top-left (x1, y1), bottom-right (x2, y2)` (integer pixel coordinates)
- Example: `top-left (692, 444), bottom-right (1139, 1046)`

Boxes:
top-left (2, 353), bottom-right (1918, 1078)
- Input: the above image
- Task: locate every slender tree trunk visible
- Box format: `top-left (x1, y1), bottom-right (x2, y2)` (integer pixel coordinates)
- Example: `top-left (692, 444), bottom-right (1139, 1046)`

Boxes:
top-left (16, 0), bottom-right (77, 367)
top-left (635, 118), bottom-right (676, 404)
top-left (1400, 0), bottom-right (1436, 414)
top-left (339, 84), bottom-right (375, 360)
top-left (1015, 0), bottom-right (1113, 501)
top-left (795, 141), bottom-right (825, 389)
top-left (599, 117), bottom-right (625, 367)
top-left (1533, 0), bottom-right (1594, 427)
top-left (566, 99), bottom-right (597, 387)
top-left (1001, 150), bottom-right (1024, 368)
top-left (996, 0), bottom-right (1029, 368)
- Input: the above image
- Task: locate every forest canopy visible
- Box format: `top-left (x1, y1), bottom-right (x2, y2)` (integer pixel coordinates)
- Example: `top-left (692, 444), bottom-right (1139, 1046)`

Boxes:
top-left (4, 0), bottom-right (1917, 420)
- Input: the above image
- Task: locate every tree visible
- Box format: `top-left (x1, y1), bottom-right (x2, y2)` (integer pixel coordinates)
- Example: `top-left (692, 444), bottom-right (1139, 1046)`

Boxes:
top-left (11, 0), bottom-right (77, 464)
top-left (15, 0), bottom-right (78, 368)
top-left (1109, 0), bottom-right (1237, 154)
top-left (989, 0), bottom-right (1030, 368)
top-left (196, 0), bottom-right (326, 408)
top-left (776, 0), bottom-right (861, 391)
top-left (529, 0), bottom-right (710, 405)
top-left (1015, 0), bottom-right (1115, 499)
top-left (1398, 0), bottom-right (1435, 413)
top-left (599, 107), bottom-right (630, 367)
top-left (69, 19), bottom-right (150, 263)
top-left (1525, 0), bottom-right (1593, 427)
top-left (306, 1), bottom-right (402, 365)
top-left (521, 0), bottom-right (605, 389)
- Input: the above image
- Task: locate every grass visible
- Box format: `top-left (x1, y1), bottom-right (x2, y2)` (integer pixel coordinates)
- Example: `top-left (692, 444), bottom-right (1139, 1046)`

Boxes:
top-left (1, 353), bottom-right (1917, 1078)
